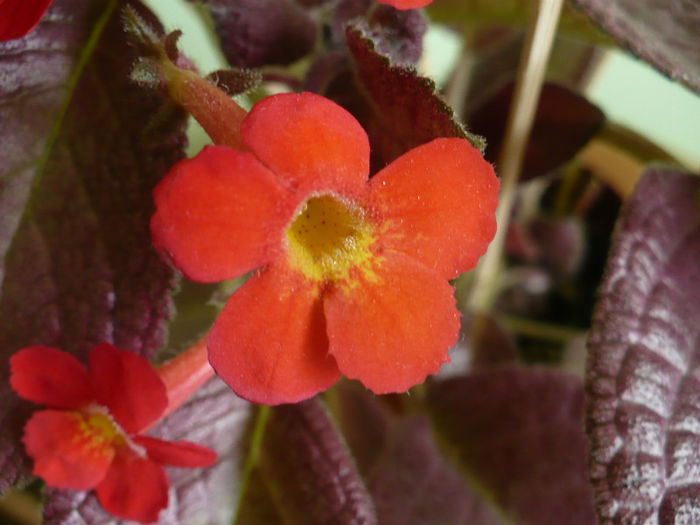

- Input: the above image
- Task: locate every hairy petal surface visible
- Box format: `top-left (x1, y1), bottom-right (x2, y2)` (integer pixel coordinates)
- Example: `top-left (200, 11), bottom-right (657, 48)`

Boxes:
top-left (369, 138), bottom-right (499, 279)
top-left (242, 92), bottom-right (370, 193)
top-left (133, 435), bottom-right (217, 468)
top-left (151, 146), bottom-right (296, 282)
top-left (23, 410), bottom-right (113, 490)
top-left (208, 263), bottom-right (340, 405)
top-left (88, 343), bottom-right (167, 434)
top-left (96, 452), bottom-right (168, 523)
top-left (10, 346), bottom-right (93, 410)
top-left (325, 252), bottom-right (459, 393)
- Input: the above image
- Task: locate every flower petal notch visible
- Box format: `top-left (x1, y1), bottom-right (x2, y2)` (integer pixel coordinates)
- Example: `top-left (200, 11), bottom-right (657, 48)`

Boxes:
top-left (10, 343), bottom-right (217, 523)
top-left (151, 92), bottom-right (499, 405)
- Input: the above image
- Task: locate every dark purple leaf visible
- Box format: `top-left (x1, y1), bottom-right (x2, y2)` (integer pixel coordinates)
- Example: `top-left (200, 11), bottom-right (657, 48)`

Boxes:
top-left (428, 367), bottom-right (597, 525)
top-left (529, 216), bottom-right (586, 278)
top-left (336, 383), bottom-right (506, 525)
top-left (333, 1), bottom-right (426, 64)
top-left (370, 416), bottom-right (505, 525)
top-left (237, 398), bottom-right (377, 525)
top-left (586, 168), bottom-right (700, 524)
top-left (339, 24), bottom-right (484, 172)
top-left (203, 0), bottom-right (317, 68)
top-left (43, 378), bottom-right (251, 524)
top-left (467, 82), bottom-right (605, 180)
top-left (0, 0), bottom-right (185, 493)
top-left (572, 0), bottom-right (700, 94)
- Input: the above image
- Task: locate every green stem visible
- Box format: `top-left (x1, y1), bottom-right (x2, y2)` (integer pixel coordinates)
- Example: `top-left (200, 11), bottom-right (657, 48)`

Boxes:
top-left (234, 405), bottom-right (271, 520)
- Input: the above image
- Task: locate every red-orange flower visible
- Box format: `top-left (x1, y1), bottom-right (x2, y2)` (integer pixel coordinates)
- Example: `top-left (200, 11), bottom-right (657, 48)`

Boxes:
top-left (376, 0), bottom-right (433, 9)
top-left (0, 0), bottom-right (53, 40)
top-left (10, 343), bottom-right (217, 523)
top-left (151, 92), bottom-right (498, 405)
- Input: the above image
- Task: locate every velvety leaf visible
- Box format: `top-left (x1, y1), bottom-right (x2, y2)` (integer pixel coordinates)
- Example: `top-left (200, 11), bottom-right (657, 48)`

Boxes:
top-left (0, 0), bottom-right (185, 493)
top-left (586, 168), bottom-right (700, 524)
top-left (341, 23), bottom-right (484, 172)
top-left (43, 377), bottom-right (251, 524)
top-left (333, 1), bottom-right (426, 64)
top-left (572, 0), bottom-right (700, 94)
top-left (236, 399), bottom-right (377, 525)
top-left (467, 82), bottom-right (605, 180)
top-left (428, 367), bottom-right (597, 525)
top-left (336, 384), bottom-right (506, 525)
top-left (203, 0), bottom-right (317, 68)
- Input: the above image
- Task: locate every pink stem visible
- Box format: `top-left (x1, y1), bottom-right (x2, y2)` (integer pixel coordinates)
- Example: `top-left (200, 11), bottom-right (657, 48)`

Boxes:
top-left (155, 337), bottom-right (215, 421)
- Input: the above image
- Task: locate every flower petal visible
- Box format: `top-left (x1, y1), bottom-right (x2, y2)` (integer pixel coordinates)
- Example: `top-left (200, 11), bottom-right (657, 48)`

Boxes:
top-left (23, 410), bottom-right (113, 490)
top-left (242, 92), bottom-right (370, 192)
top-left (208, 263), bottom-right (341, 405)
top-left (133, 435), bottom-right (217, 468)
top-left (325, 252), bottom-right (460, 393)
top-left (369, 138), bottom-right (499, 279)
top-left (151, 145), bottom-right (298, 282)
top-left (10, 346), bottom-right (94, 410)
top-left (89, 343), bottom-right (167, 434)
top-left (0, 0), bottom-right (52, 41)
top-left (376, 0), bottom-right (433, 9)
top-left (96, 452), bottom-right (168, 523)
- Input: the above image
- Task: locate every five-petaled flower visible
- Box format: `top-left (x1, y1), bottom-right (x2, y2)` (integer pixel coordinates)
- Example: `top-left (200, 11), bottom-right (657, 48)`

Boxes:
top-left (151, 92), bottom-right (499, 405)
top-left (10, 343), bottom-right (217, 523)
top-left (0, 0), bottom-right (53, 41)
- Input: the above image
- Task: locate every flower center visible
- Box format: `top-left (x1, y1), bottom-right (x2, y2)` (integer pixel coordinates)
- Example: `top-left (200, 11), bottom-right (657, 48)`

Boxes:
top-left (286, 195), bottom-right (374, 281)
top-left (77, 405), bottom-right (127, 449)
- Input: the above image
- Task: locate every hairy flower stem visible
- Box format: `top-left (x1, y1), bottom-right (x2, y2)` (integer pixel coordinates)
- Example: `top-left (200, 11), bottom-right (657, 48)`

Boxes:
top-left (153, 337), bottom-right (215, 425)
top-left (159, 60), bottom-right (248, 150)
top-left (467, 0), bottom-right (564, 312)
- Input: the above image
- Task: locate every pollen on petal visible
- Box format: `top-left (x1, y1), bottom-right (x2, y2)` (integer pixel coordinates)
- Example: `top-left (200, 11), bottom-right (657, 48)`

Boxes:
top-left (325, 252), bottom-right (460, 393)
top-left (208, 262), bottom-right (340, 405)
top-left (23, 410), bottom-right (114, 490)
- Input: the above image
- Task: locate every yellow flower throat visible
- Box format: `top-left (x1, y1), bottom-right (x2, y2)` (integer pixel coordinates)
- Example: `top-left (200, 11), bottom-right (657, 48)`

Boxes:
top-left (287, 195), bottom-right (374, 282)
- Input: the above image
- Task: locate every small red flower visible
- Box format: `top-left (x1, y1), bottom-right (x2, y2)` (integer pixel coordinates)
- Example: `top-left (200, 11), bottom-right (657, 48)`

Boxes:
top-left (0, 0), bottom-right (53, 41)
top-left (376, 0), bottom-right (433, 9)
top-left (151, 92), bottom-right (498, 405)
top-left (10, 343), bottom-right (217, 523)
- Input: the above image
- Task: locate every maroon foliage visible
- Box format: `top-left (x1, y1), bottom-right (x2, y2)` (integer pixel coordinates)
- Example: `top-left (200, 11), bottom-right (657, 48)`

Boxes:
top-left (586, 168), bottom-right (700, 524)
top-left (0, 0), bottom-right (186, 493)
top-left (428, 368), bottom-right (597, 525)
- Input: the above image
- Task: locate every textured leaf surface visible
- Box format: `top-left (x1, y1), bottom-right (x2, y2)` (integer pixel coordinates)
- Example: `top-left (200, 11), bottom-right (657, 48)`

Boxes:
top-left (428, 368), bottom-right (597, 525)
top-left (313, 24), bottom-right (483, 173)
top-left (467, 82), bottom-right (605, 180)
top-left (337, 384), bottom-right (505, 525)
top-left (203, 0), bottom-right (317, 68)
top-left (586, 168), bottom-right (700, 524)
top-left (236, 399), bottom-right (377, 525)
top-left (572, 0), bottom-right (700, 93)
top-left (43, 377), bottom-right (251, 524)
top-left (0, 0), bottom-right (185, 492)
top-left (332, 1), bottom-right (426, 64)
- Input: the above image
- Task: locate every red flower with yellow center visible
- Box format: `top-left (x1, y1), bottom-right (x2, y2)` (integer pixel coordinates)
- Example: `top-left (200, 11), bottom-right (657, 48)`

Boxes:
top-left (151, 92), bottom-right (499, 405)
top-left (10, 343), bottom-right (217, 523)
